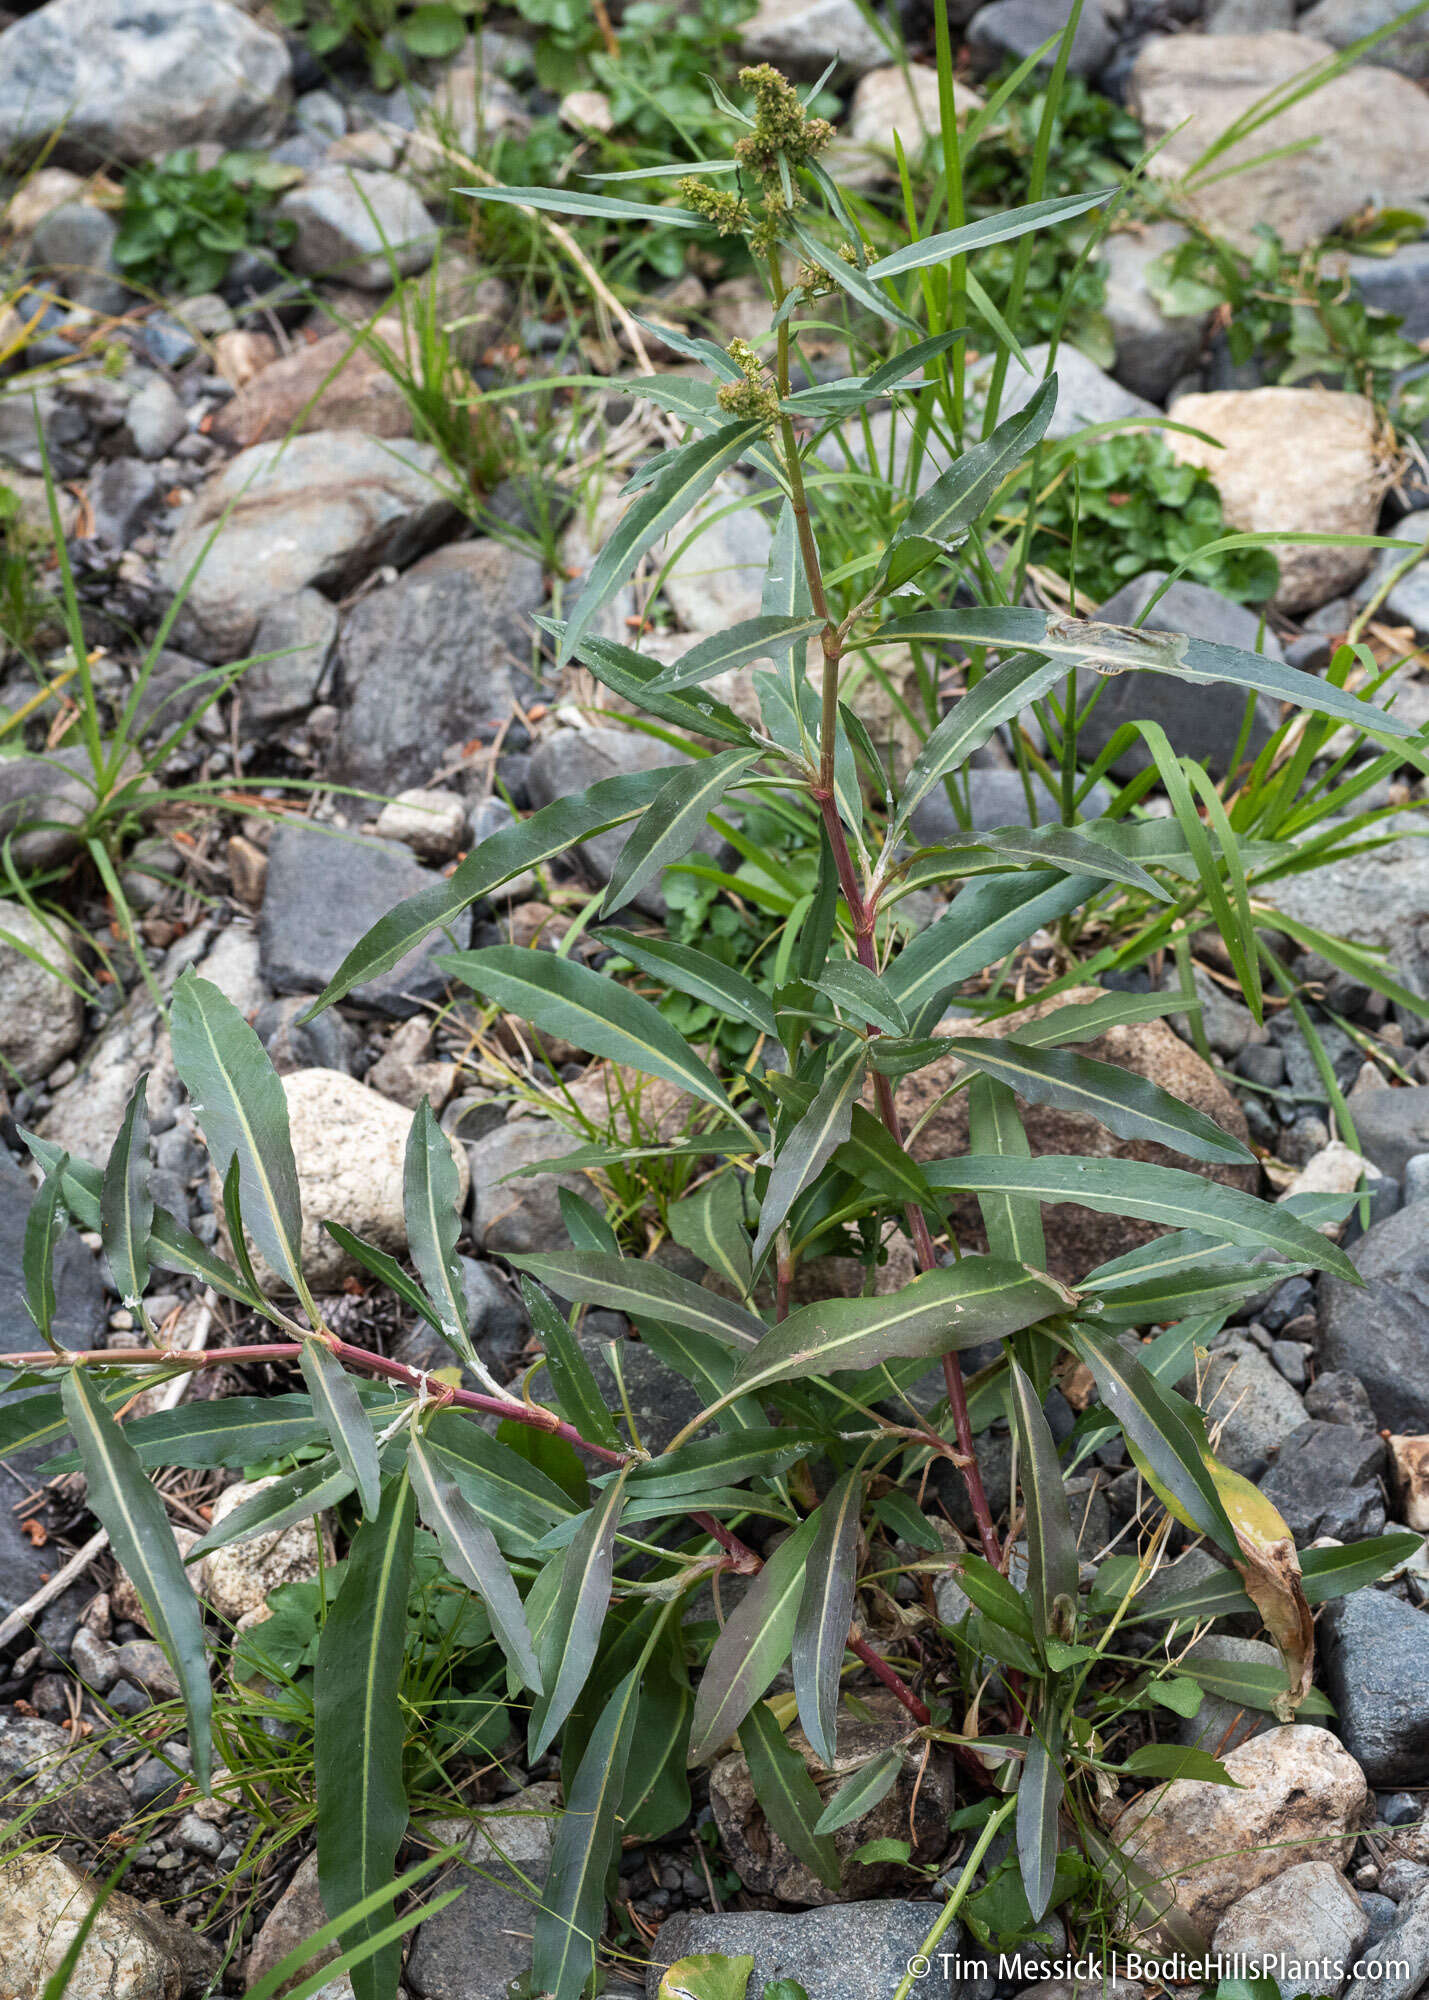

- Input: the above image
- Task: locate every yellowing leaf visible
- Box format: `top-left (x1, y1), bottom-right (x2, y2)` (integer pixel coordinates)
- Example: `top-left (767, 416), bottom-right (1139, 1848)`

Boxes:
top-left (657, 1954), bottom-right (755, 2000)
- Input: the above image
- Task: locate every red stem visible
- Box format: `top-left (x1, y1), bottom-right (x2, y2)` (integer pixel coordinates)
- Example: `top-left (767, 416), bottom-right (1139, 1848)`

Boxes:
top-left (847, 1629), bottom-right (932, 1726)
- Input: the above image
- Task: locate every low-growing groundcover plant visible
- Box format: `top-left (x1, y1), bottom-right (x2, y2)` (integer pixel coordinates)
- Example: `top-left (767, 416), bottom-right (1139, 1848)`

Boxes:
top-left (9, 62), bottom-right (1429, 2000)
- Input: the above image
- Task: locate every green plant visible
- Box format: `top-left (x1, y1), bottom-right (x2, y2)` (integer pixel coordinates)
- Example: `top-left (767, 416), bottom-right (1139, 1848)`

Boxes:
top-left (1023, 429), bottom-right (1280, 604)
top-left (114, 149), bottom-right (298, 298)
top-left (10, 57), bottom-right (1429, 2000)
top-left (269, 0), bottom-right (477, 84)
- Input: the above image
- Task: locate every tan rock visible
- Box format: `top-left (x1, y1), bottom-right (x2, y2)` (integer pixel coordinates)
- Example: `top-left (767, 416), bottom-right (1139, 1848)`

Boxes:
top-left (898, 985), bottom-right (1256, 1283)
top-left (1167, 388), bottom-right (1390, 613)
top-left (1129, 33), bottom-right (1429, 252)
top-left (1388, 1434), bottom-right (1429, 1531)
top-left (0, 1851), bottom-right (182, 2000)
top-left (244, 1852), bottom-right (332, 1994)
top-left (209, 320), bottom-right (413, 447)
top-left (708, 1690), bottom-right (955, 1905)
top-left (366, 1016), bottom-right (456, 1112)
top-left (559, 87), bottom-right (614, 133)
top-left (3, 166), bottom-right (86, 236)
top-left (1113, 1724), bottom-right (1367, 1932)
top-left (211, 327), bottom-right (279, 388)
top-left (373, 785), bottom-right (467, 860)
top-left (199, 1476), bottom-right (327, 1625)
top-left (1212, 1860), bottom-right (1369, 1972)
top-left (826, 64), bottom-right (981, 189)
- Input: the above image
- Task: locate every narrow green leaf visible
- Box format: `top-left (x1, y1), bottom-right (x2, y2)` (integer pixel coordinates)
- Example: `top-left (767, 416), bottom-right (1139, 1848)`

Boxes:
top-left (532, 1666), bottom-right (642, 2000)
top-left (566, 632), bottom-right (757, 748)
top-left (1007, 1360), bottom-right (1078, 1648)
top-left (530, 1467), bottom-right (630, 1760)
top-left (668, 1174), bottom-right (753, 1296)
top-left (23, 1154), bottom-right (69, 1344)
top-left (909, 823), bottom-right (1171, 902)
top-left (315, 1474), bottom-right (415, 2000)
top-left (523, 1277), bottom-right (621, 1450)
top-left (940, 1036), bottom-right (1254, 1166)
top-left (408, 1429), bottom-right (542, 1693)
top-left (888, 872), bottom-right (1096, 1033)
top-left (1009, 989), bottom-right (1186, 1046)
top-left (865, 187), bottom-right (1116, 279)
top-left (441, 946), bottom-right (733, 1117)
top-left (739, 1701), bottom-right (840, 1890)
top-left (1120, 1743), bottom-right (1239, 1786)
top-left (461, 184), bottom-right (703, 226)
top-left (815, 962), bottom-right (909, 1037)
top-left (403, 1099), bottom-right (473, 1367)
top-left (791, 1472), bottom-right (862, 1768)
top-left (323, 1223), bottom-right (445, 1337)
top-left (813, 1747), bottom-right (904, 1834)
top-left (895, 655), bottom-right (1069, 834)
top-left (829, 1102), bottom-right (936, 1211)
top-left (790, 221), bottom-right (922, 333)
top-left (510, 1250), bottom-right (767, 1348)
top-left (560, 1187), bottom-right (621, 1256)
top-left (561, 422), bottom-right (762, 666)
top-left (169, 971), bottom-right (306, 1298)
top-left (49, 1395), bottom-right (329, 1473)
top-left (1017, 1718), bottom-right (1064, 1921)
top-left (425, 1411), bottom-right (577, 1557)
top-left (688, 1510), bottom-right (820, 1761)
top-left (188, 1454), bottom-right (354, 1559)
top-left (1179, 1652), bottom-right (1331, 1717)
top-left (967, 1075), bottom-right (1045, 1269)
top-left (99, 1073), bottom-right (153, 1311)
top-left (603, 750), bottom-right (758, 916)
top-left (752, 1046), bottom-right (867, 1272)
top-left (921, 1155), bottom-right (1356, 1279)
top-left (621, 1426), bottom-right (812, 1506)
top-left (301, 1341), bottom-right (382, 1519)
top-left (653, 617), bottom-right (827, 693)
top-left (599, 927), bottom-right (779, 1041)
top-left (62, 1368), bottom-right (212, 1790)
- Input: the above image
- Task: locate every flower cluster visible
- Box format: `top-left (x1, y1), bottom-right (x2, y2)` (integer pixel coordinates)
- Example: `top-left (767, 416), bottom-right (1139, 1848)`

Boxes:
top-left (733, 64), bottom-right (835, 180)
top-left (715, 336), bottom-right (781, 429)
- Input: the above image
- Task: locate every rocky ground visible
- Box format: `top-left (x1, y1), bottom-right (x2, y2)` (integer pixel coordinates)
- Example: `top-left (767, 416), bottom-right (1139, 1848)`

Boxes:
top-left (5, 0), bottom-right (1429, 1993)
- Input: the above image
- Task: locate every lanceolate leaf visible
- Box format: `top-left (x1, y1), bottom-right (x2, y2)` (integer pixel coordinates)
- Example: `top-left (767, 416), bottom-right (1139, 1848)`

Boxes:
top-left (305, 768), bottom-right (671, 1017)
top-left (603, 750), bottom-right (759, 916)
top-left (939, 1037), bottom-right (1254, 1166)
top-left (407, 1430), bottom-right (542, 1693)
top-left (189, 1454), bottom-right (355, 1559)
top-left (1016, 1718), bottom-right (1065, 1923)
top-left (47, 1395), bottom-right (331, 1473)
top-left (864, 187), bottom-right (1117, 279)
top-left (301, 1341), bottom-right (382, 1519)
top-left (510, 1251), bottom-right (767, 1348)
top-left (523, 1278), bottom-right (621, 1451)
top-left (403, 1100), bottom-right (473, 1366)
top-left (532, 1667), bottom-right (642, 2000)
top-left (653, 616), bottom-right (826, 693)
top-left (598, 928), bottom-right (779, 1041)
top-left (722, 1260), bottom-right (1069, 1410)
top-left (324, 1224), bottom-right (445, 1335)
top-left (814, 961), bottom-right (909, 1037)
top-left (568, 634), bottom-right (756, 747)
top-left (888, 872), bottom-right (1097, 1033)
top-left (813, 1746), bottom-right (905, 1834)
top-left (169, 972), bottom-right (306, 1299)
top-left (530, 1467), bottom-right (630, 1760)
top-left (908, 824), bottom-right (1171, 902)
top-left (751, 1046), bottom-right (866, 1272)
top-left (560, 421), bottom-right (762, 666)
top-left (23, 1154), bottom-right (68, 1344)
top-left (967, 1075), bottom-right (1045, 1270)
top-left (791, 221), bottom-right (922, 333)
top-left (99, 1073), bottom-right (153, 1311)
top-left (62, 1367), bottom-right (212, 1791)
top-left (314, 1474), bottom-right (415, 2000)
top-left (667, 1174), bottom-right (753, 1296)
top-left (462, 184), bottom-right (704, 226)
top-left (688, 1509), bottom-right (820, 1762)
top-left (887, 376), bottom-right (1058, 590)
top-left (440, 947), bottom-right (733, 1117)
top-left (921, 1155), bottom-right (1357, 1279)
top-left (425, 1412), bottom-right (578, 1556)
top-left (1131, 1534), bottom-right (1423, 1625)
top-left (1007, 1360), bottom-right (1078, 1648)
top-left (894, 655), bottom-right (1070, 833)
top-left (739, 1701), bottom-right (840, 1890)
top-left (791, 1472), bottom-right (862, 1767)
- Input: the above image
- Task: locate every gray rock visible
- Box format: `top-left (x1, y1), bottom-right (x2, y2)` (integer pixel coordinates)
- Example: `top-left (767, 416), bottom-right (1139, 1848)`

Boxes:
top-left (161, 432), bottom-right (457, 661)
top-left (1324, 1593), bottom-right (1429, 1786)
top-left (69, 1626), bottom-right (120, 1693)
top-left (1206, 0), bottom-right (1294, 28)
top-left (278, 168), bottom-right (438, 289)
top-left (967, 0), bottom-right (1114, 76)
top-left (532, 1317), bottom-right (703, 1454)
top-left (1300, 0), bottom-right (1429, 75)
top-left (0, 905), bottom-right (83, 1082)
top-left (1259, 1421), bottom-right (1387, 1541)
top-left (1213, 1861), bottom-right (1370, 2000)
top-left (1318, 1202), bottom-right (1429, 1428)
top-left (1175, 1635), bottom-right (1280, 1754)
top-left (1342, 1880), bottom-right (1429, 2000)
top-left (0, 742), bottom-right (134, 872)
top-left (1100, 222), bottom-right (1209, 404)
top-left (970, 339), bottom-right (1160, 441)
top-left (0, 1712), bottom-right (129, 1841)
top-left (1345, 244), bottom-right (1429, 345)
top-left (1405, 1152), bottom-right (1429, 1205)
top-left (1162, 961), bottom-right (1261, 1060)
top-left (331, 541), bottom-right (542, 792)
top-left (1381, 1859), bottom-right (1429, 1902)
top-left (88, 457), bottom-right (165, 548)
top-left (259, 823), bottom-right (470, 1018)
top-left (1343, 1087), bottom-right (1429, 1181)
top-left (646, 1904), bottom-right (959, 1999)
top-left (0, 381), bottom-right (87, 476)
top-left (1354, 509), bottom-right (1429, 634)
top-left (660, 484), bottom-right (773, 631)
top-left (468, 1119), bottom-right (598, 1256)
top-left (253, 994), bottom-right (360, 1075)
top-left (738, 0), bottom-right (889, 77)
top-left (296, 87), bottom-right (345, 141)
top-left (0, 1151), bottom-right (104, 1367)
top-left (405, 1782), bottom-right (560, 2000)
top-left (1076, 572), bottom-right (1284, 779)
top-left (0, 0), bottom-right (290, 164)
top-left (1186, 1333), bottom-right (1308, 1478)
top-left (1360, 1891), bottom-right (1403, 1943)
top-left (240, 589), bottom-right (337, 735)
top-left (27, 203), bottom-right (127, 315)
top-left (526, 727), bottom-right (723, 918)
top-left (123, 373), bottom-right (186, 460)
top-left (1259, 811), bottom-right (1429, 1003)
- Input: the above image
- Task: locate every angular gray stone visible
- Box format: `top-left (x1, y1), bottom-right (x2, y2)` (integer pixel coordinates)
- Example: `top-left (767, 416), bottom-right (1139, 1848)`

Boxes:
top-left (27, 203), bottom-right (127, 315)
top-left (89, 458), bottom-right (165, 548)
top-left (1258, 811), bottom-right (1429, 1001)
top-left (1101, 222), bottom-right (1209, 404)
top-left (1354, 510), bottom-right (1429, 635)
top-left (1345, 244), bottom-right (1429, 345)
top-left (1318, 1202), bottom-right (1429, 1429)
top-left (161, 433), bottom-right (457, 661)
top-left (278, 169), bottom-right (438, 289)
top-left (468, 1120), bottom-right (599, 1257)
top-left (0, 0), bottom-right (291, 165)
top-left (1213, 1861), bottom-right (1370, 2000)
top-left (259, 823), bottom-right (469, 1018)
top-left (1323, 1591), bottom-right (1429, 1786)
top-left (405, 1782), bottom-right (561, 2000)
top-left (1343, 1880), bottom-right (1429, 2000)
top-left (1258, 1421), bottom-right (1387, 1541)
top-left (240, 589), bottom-right (337, 735)
top-left (331, 541), bottom-right (542, 792)
top-left (967, 0), bottom-right (1114, 76)
top-left (1299, 0), bottom-right (1429, 77)
top-left (1076, 571), bottom-right (1284, 778)
top-left (123, 373), bottom-right (186, 460)
top-left (738, 0), bottom-right (889, 77)
top-left (1185, 1333), bottom-right (1308, 1478)
top-left (0, 905), bottom-right (83, 1082)
top-left (1343, 1086), bottom-right (1429, 1181)
top-left (646, 1904), bottom-right (959, 1999)
top-left (970, 339), bottom-right (1160, 441)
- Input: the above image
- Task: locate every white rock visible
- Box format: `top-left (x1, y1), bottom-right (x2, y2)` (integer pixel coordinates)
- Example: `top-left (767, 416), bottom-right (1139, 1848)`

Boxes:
top-left (0, 1851), bottom-right (184, 1999)
top-left (1167, 387), bottom-right (1390, 613)
top-left (740, 0), bottom-right (888, 76)
top-left (198, 1476), bottom-right (325, 1625)
top-left (1213, 1861), bottom-right (1370, 2000)
top-left (825, 64), bottom-right (982, 188)
top-left (559, 88), bottom-right (614, 133)
top-left (1113, 1724), bottom-right (1367, 1931)
top-left (374, 787), bottom-right (467, 860)
top-left (1129, 32), bottom-right (1429, 252)
top-left (1280, 1141), bottom-right (1371, 1227)
top-left (0, 905), bottom-right (83, 1082)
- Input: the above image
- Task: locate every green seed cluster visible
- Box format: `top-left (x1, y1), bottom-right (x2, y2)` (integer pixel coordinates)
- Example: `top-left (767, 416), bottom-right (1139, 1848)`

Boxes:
top-left (716, 336), bottom-right (782, 428)
top-left (678, 179), bottom-right (753, 235)
top-left (733, 64), bottom-right (835, 179)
